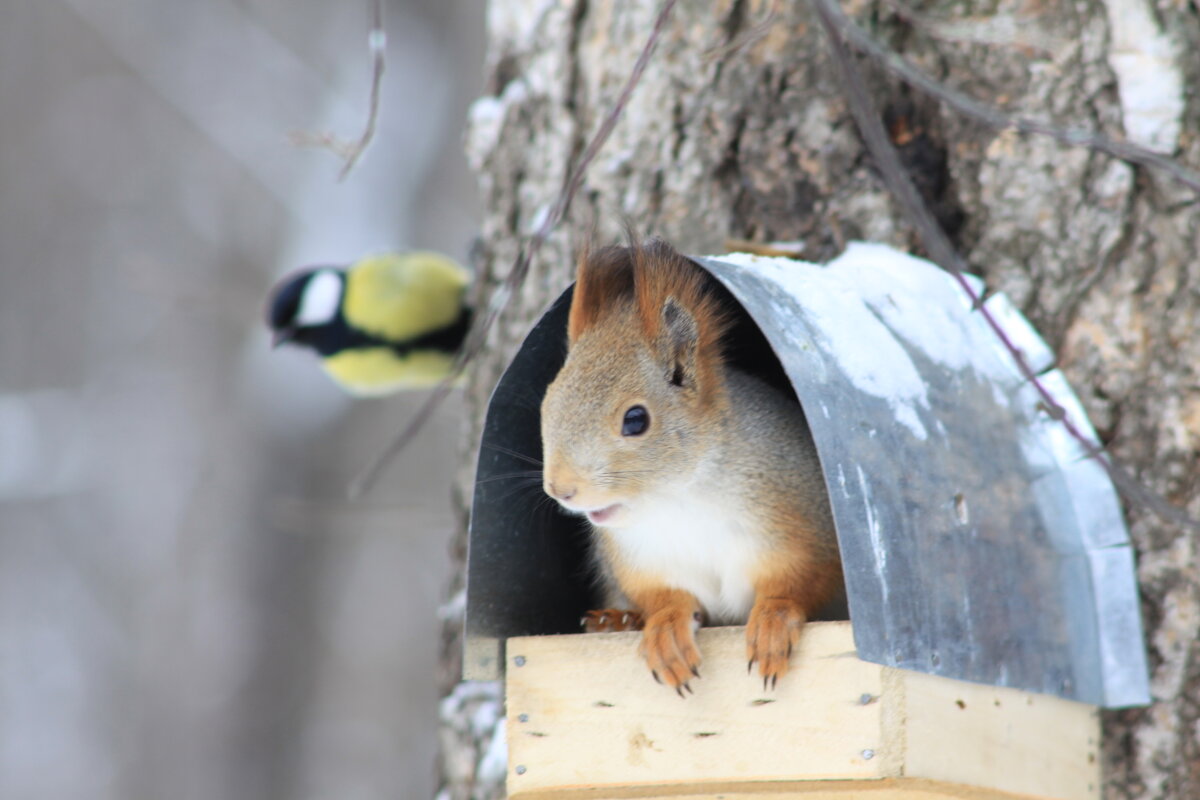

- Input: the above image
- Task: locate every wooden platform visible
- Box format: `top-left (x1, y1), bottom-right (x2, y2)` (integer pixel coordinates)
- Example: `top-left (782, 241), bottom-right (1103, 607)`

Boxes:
top-left (505, 622), bottom-right (1099, 799)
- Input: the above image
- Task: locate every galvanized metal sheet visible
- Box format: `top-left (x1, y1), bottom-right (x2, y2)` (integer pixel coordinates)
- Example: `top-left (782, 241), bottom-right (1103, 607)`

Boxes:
top-left (466, 243), bottom-right (1150, 708)
top-left (695, 245), bottom-right (1149, 708)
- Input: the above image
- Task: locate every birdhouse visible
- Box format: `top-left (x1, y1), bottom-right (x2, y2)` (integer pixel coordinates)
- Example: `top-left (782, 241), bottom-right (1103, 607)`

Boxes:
top-left (466, 243), bottom-right (1150, 799)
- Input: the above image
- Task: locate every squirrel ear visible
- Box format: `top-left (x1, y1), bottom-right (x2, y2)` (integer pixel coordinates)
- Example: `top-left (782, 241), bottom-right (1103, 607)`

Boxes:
top-left (569, 244), bottom-right (636, 344)
top-left (659, 296), bottom-right (700, 389)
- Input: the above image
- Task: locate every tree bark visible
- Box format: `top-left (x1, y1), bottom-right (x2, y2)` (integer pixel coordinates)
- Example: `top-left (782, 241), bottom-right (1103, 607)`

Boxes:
top-left (447, 2), bottom-right (1200, 798)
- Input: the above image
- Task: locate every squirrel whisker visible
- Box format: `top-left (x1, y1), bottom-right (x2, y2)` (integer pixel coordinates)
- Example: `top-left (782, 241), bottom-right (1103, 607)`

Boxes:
top-left (481, 442), bottom-right (544, 466)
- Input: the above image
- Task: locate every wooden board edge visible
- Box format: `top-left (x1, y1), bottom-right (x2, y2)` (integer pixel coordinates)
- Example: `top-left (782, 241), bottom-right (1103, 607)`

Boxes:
top-left (877, 665), bottom-right (908, 779)
top-left (508, 775), bottom-right (1064, 799)
top-left (896, 668), bottom-right (1101, 800)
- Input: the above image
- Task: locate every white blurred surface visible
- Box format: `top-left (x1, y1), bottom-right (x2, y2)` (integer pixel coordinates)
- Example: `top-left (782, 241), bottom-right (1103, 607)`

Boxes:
top-left (0, 2), bottom-right (482, 798)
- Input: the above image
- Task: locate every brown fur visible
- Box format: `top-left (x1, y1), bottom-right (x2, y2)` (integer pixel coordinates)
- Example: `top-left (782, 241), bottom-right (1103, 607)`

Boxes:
top-left (541, 237), bottom-right (844, 694)
top-left (630, 239), bottom-right (729, 356)
top-left (568, 238), bottom-right (732, 407)
top-left (570, 240), bottom-right (728, 340)
top-left (566, 243), bottom-right (635, 344)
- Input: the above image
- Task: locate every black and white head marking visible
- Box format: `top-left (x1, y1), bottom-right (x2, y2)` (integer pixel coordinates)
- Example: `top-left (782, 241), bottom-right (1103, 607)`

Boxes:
top-left (295, 269), bottom-right (344, 327)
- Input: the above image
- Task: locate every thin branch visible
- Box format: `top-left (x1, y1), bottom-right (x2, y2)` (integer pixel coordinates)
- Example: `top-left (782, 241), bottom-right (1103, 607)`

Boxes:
top-left (880, 0), bottom-right (1062, 56)
top-left (703, 0), bottom-right (783, 62)
top-left (828, 0), bottom-right (1200, 194)
top-left (348, 0), bottom-right (680, 497)
top-left (809, 0), bottom-right (1198, 531)
top-left (291, 0), bottom-right (386, 181)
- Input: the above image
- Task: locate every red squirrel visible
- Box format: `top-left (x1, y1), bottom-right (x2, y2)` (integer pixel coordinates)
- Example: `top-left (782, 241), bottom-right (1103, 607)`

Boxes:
top-left (540, 238), bottom-right (843, 694)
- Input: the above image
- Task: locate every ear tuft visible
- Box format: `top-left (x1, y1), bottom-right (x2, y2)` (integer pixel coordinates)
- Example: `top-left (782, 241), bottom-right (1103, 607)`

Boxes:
top-left (568, 243), bottom-right (636, 343)
top-left (633, 239), bottom-right (730, 398)
top-left (566, 236), bottom-right (731, 400)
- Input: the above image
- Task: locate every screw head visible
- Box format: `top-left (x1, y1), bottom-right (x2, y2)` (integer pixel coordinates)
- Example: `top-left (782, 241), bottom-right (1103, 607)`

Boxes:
top-left (515, 765), bottom-right (527, 775)
top-left (514, 655), bottom-right (526, 667)
top-left (862, 749), bottom-right (875, 760)
top-left (517, 713), bottom-right (529, 723)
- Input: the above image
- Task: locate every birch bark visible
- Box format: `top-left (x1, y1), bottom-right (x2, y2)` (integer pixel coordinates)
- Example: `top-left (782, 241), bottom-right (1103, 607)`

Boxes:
top-left (446, 3), bottom-right (1200, 797)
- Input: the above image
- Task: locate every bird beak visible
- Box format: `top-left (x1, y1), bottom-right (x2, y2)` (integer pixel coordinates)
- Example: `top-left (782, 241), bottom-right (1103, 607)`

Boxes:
top-left (272, 328), bottom-right (295, 349)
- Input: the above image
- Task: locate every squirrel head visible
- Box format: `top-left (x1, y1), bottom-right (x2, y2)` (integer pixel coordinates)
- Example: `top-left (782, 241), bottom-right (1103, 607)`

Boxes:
top-left (540, 238), bottom-right (732, 528)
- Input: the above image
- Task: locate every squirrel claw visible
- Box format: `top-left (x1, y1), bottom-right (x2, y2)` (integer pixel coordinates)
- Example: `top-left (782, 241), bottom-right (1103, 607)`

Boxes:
top-left (640, 603), bottom-right (703, 695)
top-left (582, 608), bottom-right (644, 633)
top-left (746, 597), bottom-right (806, 690)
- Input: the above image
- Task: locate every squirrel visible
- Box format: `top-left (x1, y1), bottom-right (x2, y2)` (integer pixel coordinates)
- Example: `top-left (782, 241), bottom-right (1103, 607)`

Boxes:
top-left (540, 237), bottom-right (843, 694)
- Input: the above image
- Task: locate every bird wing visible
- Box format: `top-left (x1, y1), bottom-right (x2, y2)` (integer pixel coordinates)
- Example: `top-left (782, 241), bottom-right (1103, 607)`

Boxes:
top-left (342, 252), bottom-right (470, 343)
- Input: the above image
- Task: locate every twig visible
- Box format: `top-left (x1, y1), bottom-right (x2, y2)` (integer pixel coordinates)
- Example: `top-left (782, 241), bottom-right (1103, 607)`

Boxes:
top-left (703, 0), bottom-right (783, 62)
top-left (348, 0), bottom-right (680, 497)
top-left (880, 0), bottom-right (1061, 56)
top-left (291, 0), bottom-right (386, 181)
top-left (809, 0), bottom-right (1198, 531)
top-left (828, 0), bottom-right (1200, 194)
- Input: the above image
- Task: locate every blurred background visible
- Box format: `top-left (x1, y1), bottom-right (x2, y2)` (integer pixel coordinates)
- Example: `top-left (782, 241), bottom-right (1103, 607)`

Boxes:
top-left (1, 2), bottom-right (483, 798)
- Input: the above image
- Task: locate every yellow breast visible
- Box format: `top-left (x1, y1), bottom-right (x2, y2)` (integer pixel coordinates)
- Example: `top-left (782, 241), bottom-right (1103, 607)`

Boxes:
top-left (321, 348), bottom-right (459, 396)
top-left (342, 252), bottom-right (469, 343)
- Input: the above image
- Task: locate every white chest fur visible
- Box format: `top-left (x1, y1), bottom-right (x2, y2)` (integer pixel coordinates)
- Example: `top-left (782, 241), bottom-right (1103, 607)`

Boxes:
top-left (602, 489), bottom-right (762, 624)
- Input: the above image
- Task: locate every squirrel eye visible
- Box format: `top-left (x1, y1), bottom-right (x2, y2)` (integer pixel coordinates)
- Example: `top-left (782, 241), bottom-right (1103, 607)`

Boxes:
top-left (621, 405), bottom-right (650, 437)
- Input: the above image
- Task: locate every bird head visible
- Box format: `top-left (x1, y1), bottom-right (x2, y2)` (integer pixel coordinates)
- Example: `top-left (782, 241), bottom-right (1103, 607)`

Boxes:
top-left (266, 267), bottom-right (345, 349)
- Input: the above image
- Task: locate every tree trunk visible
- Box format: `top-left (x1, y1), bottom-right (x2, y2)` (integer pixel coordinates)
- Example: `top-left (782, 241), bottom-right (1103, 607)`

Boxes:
top-left (446, 2), bottom-right (1200, 798)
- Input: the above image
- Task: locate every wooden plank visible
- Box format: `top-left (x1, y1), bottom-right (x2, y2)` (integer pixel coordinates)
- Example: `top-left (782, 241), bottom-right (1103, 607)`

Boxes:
top-left (896, 669), bottom-right (1101, 800)
top-left (508, 777), bottom-right (1049, 799)
top-left (506, 622), bottom-right (888, 796)
top-left (506, 621), bottom-right (1100, 799)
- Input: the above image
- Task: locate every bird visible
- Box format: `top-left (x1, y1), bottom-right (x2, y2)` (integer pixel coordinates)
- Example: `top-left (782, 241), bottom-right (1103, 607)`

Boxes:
top-left (266, 251), bottom-right (472, 396)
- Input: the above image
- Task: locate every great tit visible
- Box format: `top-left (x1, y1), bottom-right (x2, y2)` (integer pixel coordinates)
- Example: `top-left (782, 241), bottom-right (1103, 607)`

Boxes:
top-left (267, 252), bottom-right (472, 396)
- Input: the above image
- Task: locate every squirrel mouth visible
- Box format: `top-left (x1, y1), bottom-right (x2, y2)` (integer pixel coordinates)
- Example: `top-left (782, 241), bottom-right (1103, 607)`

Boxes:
top-left (586, 504), bottom-right (621, 525)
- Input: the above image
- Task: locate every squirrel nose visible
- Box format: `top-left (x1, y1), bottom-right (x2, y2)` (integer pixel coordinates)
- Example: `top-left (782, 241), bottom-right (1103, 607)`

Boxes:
top-left (547, 481), bottom-right (576, 502)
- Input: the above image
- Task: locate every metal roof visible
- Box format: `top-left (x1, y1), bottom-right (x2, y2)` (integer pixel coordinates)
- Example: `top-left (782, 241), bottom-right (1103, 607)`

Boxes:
top-left (466, 243), bottom-right (1151, 708)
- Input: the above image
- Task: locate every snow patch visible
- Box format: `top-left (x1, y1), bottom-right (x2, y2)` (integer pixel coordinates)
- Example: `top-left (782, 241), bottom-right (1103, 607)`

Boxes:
top-left (466, 80), bottom-right (530, 171)
top-left (476, 718), bottom-right (508, 786)
top-left (1101, 0), bottom-right (1184, 153)
top-left (716, 244), bottom-right (1032, 440)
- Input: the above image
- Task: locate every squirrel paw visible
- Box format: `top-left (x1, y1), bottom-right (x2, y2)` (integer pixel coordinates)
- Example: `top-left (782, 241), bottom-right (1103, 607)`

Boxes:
top-left (639, 608), bottom-right (702, 697)
top-left (581, 609), bottom-right (644, 633)
top-left (746, 598), bottom-right (806, 690)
